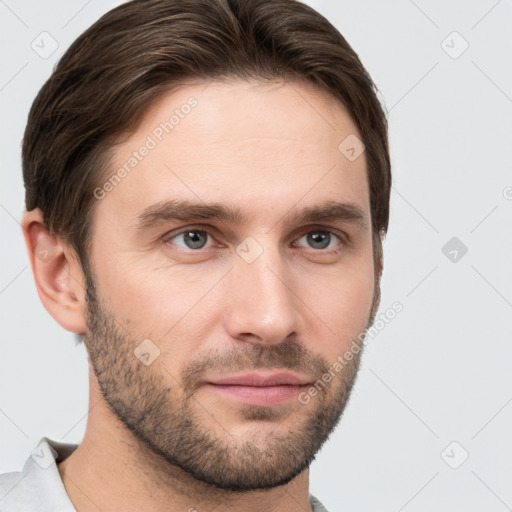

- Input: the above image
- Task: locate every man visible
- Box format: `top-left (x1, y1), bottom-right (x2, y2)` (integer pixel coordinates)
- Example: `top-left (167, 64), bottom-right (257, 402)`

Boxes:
top-left (0, 0), bottom-right (391, 510)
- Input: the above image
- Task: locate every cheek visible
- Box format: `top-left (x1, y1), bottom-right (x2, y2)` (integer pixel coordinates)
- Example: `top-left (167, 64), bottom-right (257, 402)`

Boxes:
top-left (300, 260), bottom-right (375, 356)
top-left (91, 252), bottom-right (222, 349)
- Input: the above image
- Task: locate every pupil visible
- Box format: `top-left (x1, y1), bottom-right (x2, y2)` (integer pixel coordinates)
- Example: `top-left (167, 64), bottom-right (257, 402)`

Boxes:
top-left (309, 231), bottom-right (330, 249)
top-left (185, 231), bottom-right (206, 249)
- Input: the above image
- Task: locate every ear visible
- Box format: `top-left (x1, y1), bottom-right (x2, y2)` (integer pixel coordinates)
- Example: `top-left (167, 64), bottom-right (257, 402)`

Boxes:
top-left (21, 208), bottom-right (87, 334)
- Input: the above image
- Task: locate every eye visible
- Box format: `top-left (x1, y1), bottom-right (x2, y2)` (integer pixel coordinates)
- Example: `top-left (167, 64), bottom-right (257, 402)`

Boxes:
top-left (162, 227), bottom-right (345, 254)
top-left (294, 230), bottom-right (343, 252)
top-left (164, 229), bottom-right (214, 250)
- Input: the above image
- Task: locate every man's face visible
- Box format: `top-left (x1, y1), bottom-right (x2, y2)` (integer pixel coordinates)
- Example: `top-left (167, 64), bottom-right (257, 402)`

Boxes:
top-left (82, 79), bottom-right (377, 490)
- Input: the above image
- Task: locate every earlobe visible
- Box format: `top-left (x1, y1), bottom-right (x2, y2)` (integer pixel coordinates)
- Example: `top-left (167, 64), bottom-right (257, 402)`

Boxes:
top-left (21, 208), bottom-right (87, 334)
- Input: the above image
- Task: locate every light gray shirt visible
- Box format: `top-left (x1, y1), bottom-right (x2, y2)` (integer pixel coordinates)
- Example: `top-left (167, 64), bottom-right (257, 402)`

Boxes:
top-left (0, 437), bottom-right (330, 511)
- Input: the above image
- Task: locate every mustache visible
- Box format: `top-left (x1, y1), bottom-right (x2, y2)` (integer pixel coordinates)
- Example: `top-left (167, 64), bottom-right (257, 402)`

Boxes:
top-left (180, 338), bottom-right (331, 392)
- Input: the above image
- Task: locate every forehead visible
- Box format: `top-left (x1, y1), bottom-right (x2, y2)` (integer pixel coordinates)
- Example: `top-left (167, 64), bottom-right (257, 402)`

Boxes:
top-left (95, 78), bottom-right (370, 230)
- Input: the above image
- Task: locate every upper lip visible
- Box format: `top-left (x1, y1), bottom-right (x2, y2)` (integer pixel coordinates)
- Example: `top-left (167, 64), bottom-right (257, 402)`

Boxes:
top-left (206, 371), bottom-right (312, 387)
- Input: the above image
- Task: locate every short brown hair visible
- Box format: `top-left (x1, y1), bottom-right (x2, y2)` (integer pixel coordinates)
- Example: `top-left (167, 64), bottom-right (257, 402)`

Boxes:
top-left (22, 0), bottom-right (391, 287)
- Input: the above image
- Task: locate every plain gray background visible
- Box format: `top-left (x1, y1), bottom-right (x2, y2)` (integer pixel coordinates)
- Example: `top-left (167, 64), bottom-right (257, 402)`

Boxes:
top-left (2, 1), bottom-right (512, 510)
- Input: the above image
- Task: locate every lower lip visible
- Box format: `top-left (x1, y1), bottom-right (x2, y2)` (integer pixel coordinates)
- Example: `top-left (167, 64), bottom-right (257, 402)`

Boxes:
top-left (205, 383), bottom-right (309, 407)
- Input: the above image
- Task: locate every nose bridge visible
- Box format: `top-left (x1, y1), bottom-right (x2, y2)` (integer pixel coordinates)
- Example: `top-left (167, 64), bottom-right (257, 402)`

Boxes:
top-left (226, 236), bottom-right (299, 343)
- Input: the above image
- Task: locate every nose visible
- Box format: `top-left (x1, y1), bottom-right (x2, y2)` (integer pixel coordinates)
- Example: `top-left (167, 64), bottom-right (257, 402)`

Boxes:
top-left (224, 245), bottom-right (300, 346)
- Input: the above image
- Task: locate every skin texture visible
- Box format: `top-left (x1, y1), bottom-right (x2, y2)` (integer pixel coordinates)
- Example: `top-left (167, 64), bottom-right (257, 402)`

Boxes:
top-left (22, 78), bottom-right (380, 512)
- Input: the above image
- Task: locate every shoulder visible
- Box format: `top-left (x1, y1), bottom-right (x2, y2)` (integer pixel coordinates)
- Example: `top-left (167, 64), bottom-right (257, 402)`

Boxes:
top-left (310, 493), bottom-right (331, 512)
top-left (0, 469), bottom-right (25, 496)
top-left (0, 466), bottom-right (41, 511)
top-left (0, 437), bottom-right (78, 511)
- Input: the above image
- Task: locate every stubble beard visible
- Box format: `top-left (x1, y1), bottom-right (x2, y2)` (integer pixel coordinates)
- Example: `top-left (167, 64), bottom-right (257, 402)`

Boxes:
top-left (81, 271), bottom-right (370, 492)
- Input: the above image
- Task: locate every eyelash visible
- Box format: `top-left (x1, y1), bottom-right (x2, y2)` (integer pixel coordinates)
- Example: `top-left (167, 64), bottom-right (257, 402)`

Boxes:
top-left (161, 226), bottom-right (347, 255)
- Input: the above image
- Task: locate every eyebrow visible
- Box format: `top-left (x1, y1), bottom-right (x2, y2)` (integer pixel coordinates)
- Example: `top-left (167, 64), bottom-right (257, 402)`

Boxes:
top-left (135, 198), bottom-right (370, 232)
